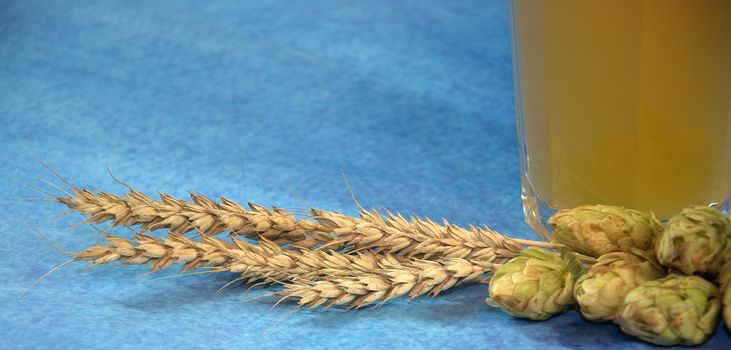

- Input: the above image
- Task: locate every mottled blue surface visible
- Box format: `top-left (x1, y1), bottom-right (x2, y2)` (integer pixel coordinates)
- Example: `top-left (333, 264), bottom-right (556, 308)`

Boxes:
top-left (0, 1), bottom-right (728, 349)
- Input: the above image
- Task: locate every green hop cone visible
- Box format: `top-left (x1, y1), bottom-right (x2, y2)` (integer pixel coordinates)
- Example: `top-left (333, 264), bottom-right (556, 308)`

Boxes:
top-left (616, 275), bottom-right (720, 346)
top-left (655, 205), bottom-right (730, 276)
top-left (485, 247), bottom-right (582, 320)
top-left (548, 205), bottom-right (661, 258)
top-left (574, 252), bottom-right (663, 322)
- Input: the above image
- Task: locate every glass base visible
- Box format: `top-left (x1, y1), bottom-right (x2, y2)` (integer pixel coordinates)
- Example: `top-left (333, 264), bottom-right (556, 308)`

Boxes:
top-left (521, 174), bottom-right (731, 243)
top-left (520, 175), bottom-right (556, 242)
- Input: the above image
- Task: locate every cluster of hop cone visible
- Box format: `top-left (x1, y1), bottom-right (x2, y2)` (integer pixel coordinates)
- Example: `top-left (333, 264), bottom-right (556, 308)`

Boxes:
top-left (486, 205), bottom-right (731, 346)
top-left (28, 172), bottom-right (731, 346)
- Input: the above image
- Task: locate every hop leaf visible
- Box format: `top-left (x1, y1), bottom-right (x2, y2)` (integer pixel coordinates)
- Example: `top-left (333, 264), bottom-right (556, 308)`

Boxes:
top-left (485, 247), bottom-right (577, 320)
top-left (560, 247), bottom-right (586, 279)
top-left (574, 252), bottom-right (663, 321)
top-left (656, 206), bottom-right (730, 276)
top-left (548, 205), bottom-right (661, 258)
top-left (616, 275), bottom-right (720, 346)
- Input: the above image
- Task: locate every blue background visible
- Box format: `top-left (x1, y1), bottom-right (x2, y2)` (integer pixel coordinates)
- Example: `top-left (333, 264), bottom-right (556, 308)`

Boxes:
top-left (0, 1), bottom-right (728, 349)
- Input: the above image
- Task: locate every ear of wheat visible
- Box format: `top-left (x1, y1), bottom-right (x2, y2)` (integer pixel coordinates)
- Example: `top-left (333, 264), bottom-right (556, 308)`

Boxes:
top-left (73, 232), bottom-right (496, 308)
top-left (56, 183), bottom-right (336, 247)
top-left (51, 181), bottom-right (554, 267)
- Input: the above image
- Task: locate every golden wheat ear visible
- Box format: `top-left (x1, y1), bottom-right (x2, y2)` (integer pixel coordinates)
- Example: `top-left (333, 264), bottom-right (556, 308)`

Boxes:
top-left (47, 174), bottom-right (340, 246)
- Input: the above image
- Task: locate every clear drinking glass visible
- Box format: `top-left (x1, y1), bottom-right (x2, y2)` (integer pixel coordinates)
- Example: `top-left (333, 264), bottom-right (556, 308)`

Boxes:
top-left (510, 0), bottom-right (731, 241)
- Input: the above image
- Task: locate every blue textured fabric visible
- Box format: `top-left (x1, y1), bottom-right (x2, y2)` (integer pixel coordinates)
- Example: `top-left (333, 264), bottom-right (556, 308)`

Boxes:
top-left (0, 1), bottom-right (728, 349)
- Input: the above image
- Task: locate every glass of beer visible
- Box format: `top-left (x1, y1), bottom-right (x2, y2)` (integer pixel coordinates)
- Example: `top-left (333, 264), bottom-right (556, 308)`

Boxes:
top-left (511, 0), bottom-right (731, 240)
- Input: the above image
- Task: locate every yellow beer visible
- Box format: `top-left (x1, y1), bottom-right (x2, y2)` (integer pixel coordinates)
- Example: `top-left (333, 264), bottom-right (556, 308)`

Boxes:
top-left (512, 0), bottom-right (731, 222)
